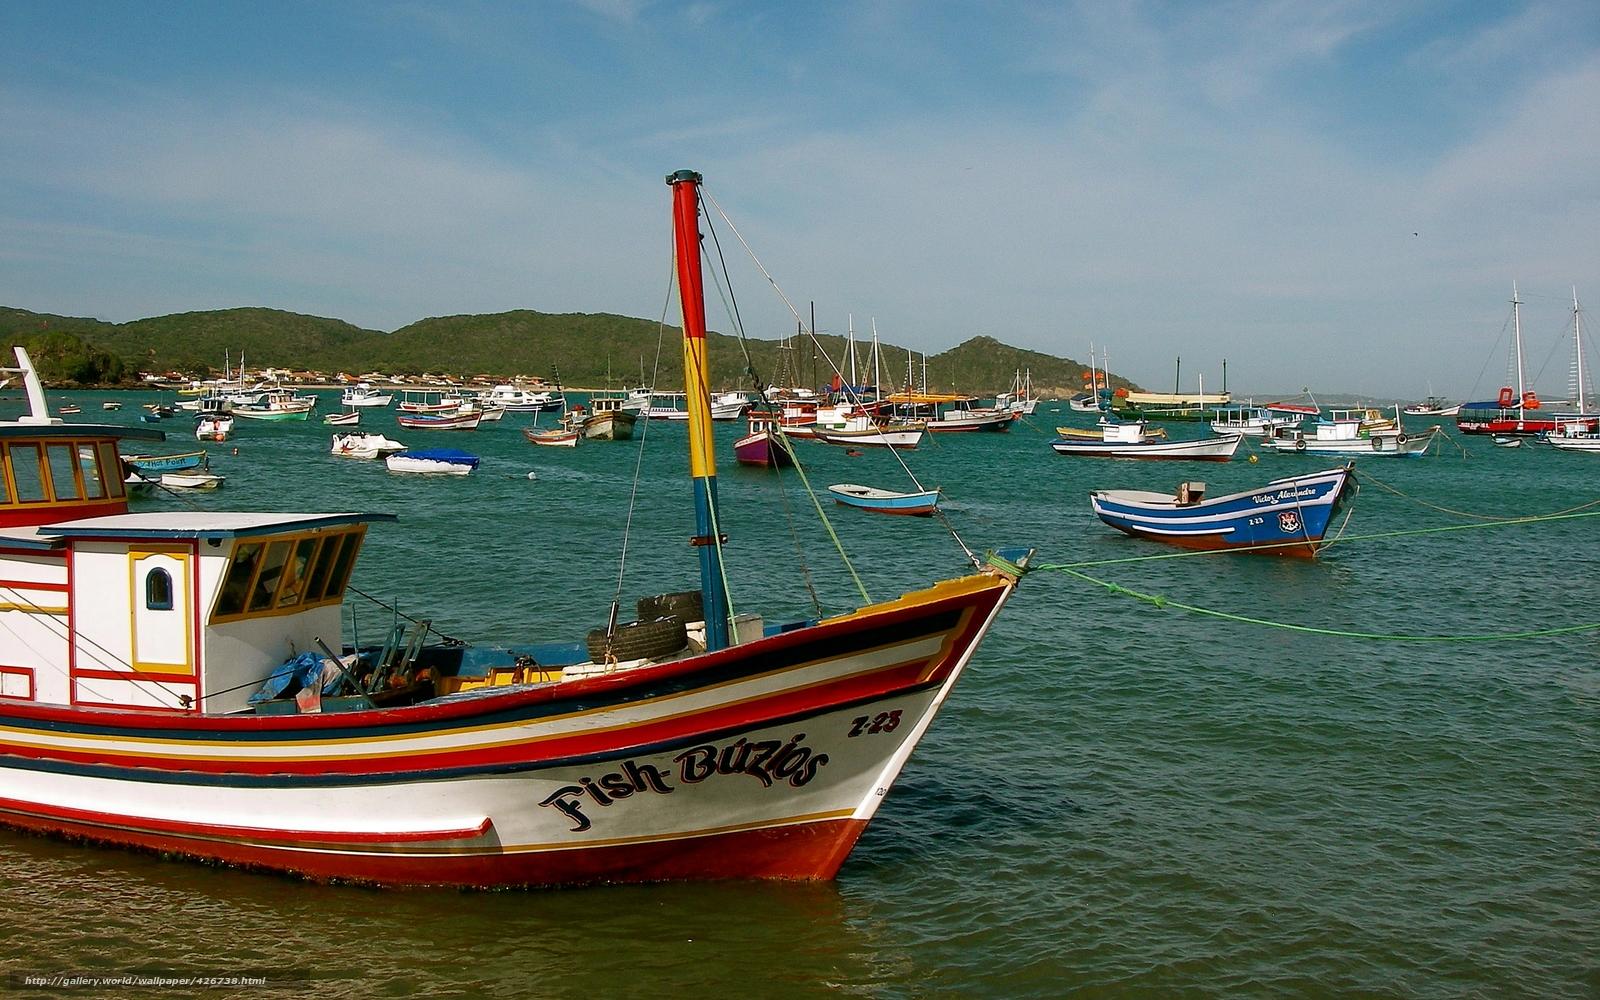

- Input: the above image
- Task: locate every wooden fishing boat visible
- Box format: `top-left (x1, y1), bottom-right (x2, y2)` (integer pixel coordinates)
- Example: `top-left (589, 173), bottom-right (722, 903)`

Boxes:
top-left (1056, 424), bottom-right (1166, 440)
top-left (1090, 465), bottom-right (1356, 558)
top-left (397, 410), bottom-right (482, 431)
top-left (385, 448), bottom-right (481, 474)
top-left (0, 172), bottom-right (1028, 890)
top-left (324, 410), bottom-right (361, 426)
top-left (582, 393), bottom-right (638, 441)
top-left (57, 404), bottom-right (81, 415)
top-left (827, 483), bottom-right (941, 516)
top-left (733, 413), bottom-right (792, 467)
top-left (811, 424), bottom-right (924, 449)
top-left (1050, 422), bottom-right (1242, 461)
top-left (160, 471), bottom-right (225, 491)
top-left (1492, 435), bottom-right (1524, 448)
top-left (121, 450), bottom-right (209, 475)
top-left (231, 388), bottom-right (315, 422)
top-left (1259, 407), bottom-right (1437, 458)
top-left (523, 427), bottom-right (580, 447)
top-left (102, 401), bottom-right (123, 411)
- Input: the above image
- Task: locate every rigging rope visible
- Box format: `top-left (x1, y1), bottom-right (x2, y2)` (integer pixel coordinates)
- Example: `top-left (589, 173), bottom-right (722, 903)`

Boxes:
top-left (701, 189), bottom-right (980, 568)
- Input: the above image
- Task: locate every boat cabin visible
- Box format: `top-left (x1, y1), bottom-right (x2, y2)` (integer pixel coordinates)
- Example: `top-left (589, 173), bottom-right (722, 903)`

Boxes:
top-left (1, 348), bottom-right (392, 715)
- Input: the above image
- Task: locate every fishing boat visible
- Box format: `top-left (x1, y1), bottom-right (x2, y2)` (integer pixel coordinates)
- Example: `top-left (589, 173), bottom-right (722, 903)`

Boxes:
top-left (385, 448), bottom-right (481, 474)
top-left (483, 384), bottom-right (563, 412)
top-left (160, 471), bottom-right (225, 491)
top-left (811, 424), bottom-right (925, 449)
top-left (1109, 360), bottom-right (1230, 422)
top-left (1402, 396), bottom-right (1455, 416)
top-left (194, 413), bottom-right (235, 442)
top-left (1492, 435), bottom-right (1524, 448)
top-left (324, 410), bottom-right (361, 426)
top-left (232, 388), bottom-right (316, 422)
top-left (340, 382), bottom-right (394, 408)
top-left (397, 389), bottom-right (463, 414)
top-left (331, 432), bottom-right (408, 460)
top-left (1261, 407), bottom-right (1438, 457)
top-left (733, 413), bottom-right (792, 467)
top-left (523, 427), bottom-right (580, 447)
top-left (1056, 423), bottom-right (1167, 440)
top-left (58, 404), bottom-right (81, 415)
top-left (397, 410), bottom-right (482, 431)
top-left (1049, 422), bottom-right (1242, 461)
top-left (102, 401), bottom-right (123, 411)
top-left (1089, 465), bottom-right (1356, 558)
top-left (886, 393), bottom-right (1014, 432)
top-left (582, 393), bottom-right (638, 441)
top-left (121, 450), bottom-right (209, 475)
top-left (0, 174), bottom-right (1030, 890)
top-left (826, 483), bottom-right (941, 516)
top-left (1209, 405), bottom-right (1294, 437)
top-left (646, 390), bottom-right (748, 421)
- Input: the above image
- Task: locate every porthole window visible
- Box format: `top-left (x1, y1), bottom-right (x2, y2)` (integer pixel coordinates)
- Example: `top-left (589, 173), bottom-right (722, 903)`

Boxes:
top-left (145, 568), bottom-right (174, 611)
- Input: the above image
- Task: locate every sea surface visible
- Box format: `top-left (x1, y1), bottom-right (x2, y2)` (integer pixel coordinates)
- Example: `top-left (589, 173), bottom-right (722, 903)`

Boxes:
top-left (1, 392), bottom-right (1594, 999)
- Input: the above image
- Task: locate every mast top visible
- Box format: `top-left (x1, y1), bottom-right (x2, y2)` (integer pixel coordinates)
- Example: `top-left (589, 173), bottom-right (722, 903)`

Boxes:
top-left (666, 169), bottom-right (703, 185)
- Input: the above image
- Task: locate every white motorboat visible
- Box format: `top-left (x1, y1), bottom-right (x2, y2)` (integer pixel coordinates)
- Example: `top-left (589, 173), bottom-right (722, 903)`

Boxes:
top-left (341, 382), bottom-right (394, 408)
top-left (1050, 421), bottom-right (1243, 461)
top-left (385, 448), bottom-right (480, 475)
top-left (331, 432), bottom-right (409, 460)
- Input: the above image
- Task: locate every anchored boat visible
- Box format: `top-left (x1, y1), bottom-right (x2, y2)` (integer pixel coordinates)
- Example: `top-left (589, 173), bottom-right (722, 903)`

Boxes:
top-left (1090, 465), bottom-right (1356, 557)
top-left (0, 172), bottom-right (1028, 889)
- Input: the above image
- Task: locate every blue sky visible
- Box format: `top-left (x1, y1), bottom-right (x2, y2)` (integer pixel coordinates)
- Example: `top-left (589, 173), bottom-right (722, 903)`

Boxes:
top-left (1, 1), bottom-right (1596, 397)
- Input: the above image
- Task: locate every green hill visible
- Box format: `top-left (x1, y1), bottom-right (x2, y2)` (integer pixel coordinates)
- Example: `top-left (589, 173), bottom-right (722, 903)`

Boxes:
top-left (0, 305), bottom-right (1137, 395)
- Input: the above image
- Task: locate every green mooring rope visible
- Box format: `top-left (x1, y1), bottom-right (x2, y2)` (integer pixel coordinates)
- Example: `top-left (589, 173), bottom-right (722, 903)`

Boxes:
top-left (1045, 566), bottom-right (1600, 642)
top-left (1036, 504), bottom-right (1600, 643)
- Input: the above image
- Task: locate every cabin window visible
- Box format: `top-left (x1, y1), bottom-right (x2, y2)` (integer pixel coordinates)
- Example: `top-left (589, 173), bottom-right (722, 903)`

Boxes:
top-left (212, 529), bottom-right (365, 623)
top-left (215, 542), bottom-right (264, 617)
top-left (304, 532), bottom-right (347, 602)
top-left (7, 444), bottom-right (48, 503)
top-left (97, 442), bottom-right (126, 498)
top-left (248, 541), bottom-right (293, 613)
top-left (321, 531), bottom-right (362, 601)
top-left (46, 444), bottom-right (82, 501)
top-left (145, 568), bottom-right (174, 611)
top-left (275, 537), bottom-right (321, 609)
top-left (77, 445), bottom-right (107, 500)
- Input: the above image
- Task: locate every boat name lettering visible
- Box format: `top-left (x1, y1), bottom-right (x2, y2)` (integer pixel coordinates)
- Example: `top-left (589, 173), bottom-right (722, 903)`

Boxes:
top-left (1251, 487), bottom-right (1317, 504)
top-left (538, 734), bottom-right (829, 832)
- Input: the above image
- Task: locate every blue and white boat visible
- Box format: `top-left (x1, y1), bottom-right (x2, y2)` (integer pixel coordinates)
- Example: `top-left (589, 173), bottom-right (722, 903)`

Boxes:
top-left (1089, 464), bottom-right (1356, 558)
top-left (121, 450), bottom-right (209, 475)
top-left (384, 448), bottom-right (480, 476)
top-left (827, 482), bottom-right (941, 517)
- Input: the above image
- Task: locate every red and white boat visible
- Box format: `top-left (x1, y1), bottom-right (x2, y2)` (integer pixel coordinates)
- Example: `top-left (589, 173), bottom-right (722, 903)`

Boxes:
top-left (522, 426), bottom-right (580, 447)
top-left (0, 173), bottom-right (1029, 889)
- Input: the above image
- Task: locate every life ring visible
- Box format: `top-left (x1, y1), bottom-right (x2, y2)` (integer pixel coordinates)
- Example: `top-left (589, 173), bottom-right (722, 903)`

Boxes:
top-left (1371, 437), bottom-right (1383, 451)
top-left (1396, 433), bottom-right (1408, 444)
top-left (1294, 439), bottom-right (1306, 453)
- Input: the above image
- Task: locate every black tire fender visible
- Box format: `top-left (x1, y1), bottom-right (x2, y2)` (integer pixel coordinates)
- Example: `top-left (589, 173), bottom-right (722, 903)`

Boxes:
top-left (637, 590), bottom-right (704, 622)
top-left (587, 617), bottom-right (689, 662)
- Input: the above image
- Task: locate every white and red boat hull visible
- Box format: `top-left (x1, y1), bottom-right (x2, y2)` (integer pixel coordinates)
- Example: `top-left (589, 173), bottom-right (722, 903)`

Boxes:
top-left (0, 572), bottom-right (1016, 888)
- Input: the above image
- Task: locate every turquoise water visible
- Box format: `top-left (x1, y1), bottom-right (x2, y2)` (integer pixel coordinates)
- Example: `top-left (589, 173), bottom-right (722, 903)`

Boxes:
top-left (1, 392), bottom-right (1594, 998)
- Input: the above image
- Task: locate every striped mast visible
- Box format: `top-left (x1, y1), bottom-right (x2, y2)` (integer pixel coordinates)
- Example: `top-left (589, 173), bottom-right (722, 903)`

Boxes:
top-left (667, 169), bottom-right (731, 651)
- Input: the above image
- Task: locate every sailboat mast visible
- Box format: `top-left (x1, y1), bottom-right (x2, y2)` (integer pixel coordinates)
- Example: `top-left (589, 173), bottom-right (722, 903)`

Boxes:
top-left (848, 315), bottom-right (858, 390)
top-left (1513, 281), bottom-right (1526, 418)
top-left (1174, 357), bottom-right (1181, 396)
top-left (667, 169), bottom-right (730, 652)
top-left (871, 319), bottom-right (882, 399)
top-left (1575, 287), bottom-right (1588, 416)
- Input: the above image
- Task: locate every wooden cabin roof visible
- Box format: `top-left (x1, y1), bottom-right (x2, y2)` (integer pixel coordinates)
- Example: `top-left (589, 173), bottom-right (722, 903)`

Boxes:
top-left (39, 511), bottom-right (397, 540)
